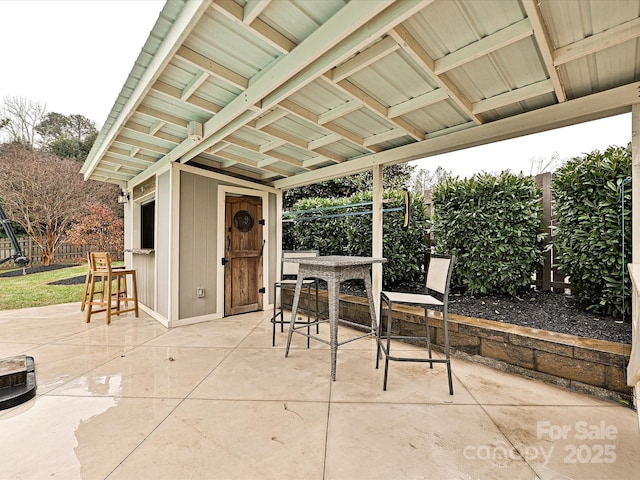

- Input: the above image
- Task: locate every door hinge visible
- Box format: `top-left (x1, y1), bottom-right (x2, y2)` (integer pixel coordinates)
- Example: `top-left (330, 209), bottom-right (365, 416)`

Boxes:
top-left (221, 257), bottom-right (228, 266)
top-left (258, 219), bottom-right (265, 225)
top-left (259, 287), bottom-right (266, 294)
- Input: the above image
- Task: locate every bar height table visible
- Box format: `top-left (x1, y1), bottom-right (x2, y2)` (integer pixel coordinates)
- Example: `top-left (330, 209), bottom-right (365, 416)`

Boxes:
top-left (284, 255), bottom-right (386, 381)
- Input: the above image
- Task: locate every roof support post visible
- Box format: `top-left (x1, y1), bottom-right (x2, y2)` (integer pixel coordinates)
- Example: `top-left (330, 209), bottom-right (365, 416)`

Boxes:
top-left (372, 164), bottom-right (384, 326)
top-left (627, 103), bottom-right (640, 413)
top-left (633, 103), bottom-right (639, 272)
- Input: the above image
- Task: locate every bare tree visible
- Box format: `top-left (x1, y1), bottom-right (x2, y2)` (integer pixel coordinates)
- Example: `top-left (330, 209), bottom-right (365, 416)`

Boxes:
top-left (410, 166), bottom-right (452, 193)
top-left (0, 96), bottom-right (48, 148)
top-left (529, 151), bottom-right (566, 175)
top-left (0, 144), bottom-right (119, 265)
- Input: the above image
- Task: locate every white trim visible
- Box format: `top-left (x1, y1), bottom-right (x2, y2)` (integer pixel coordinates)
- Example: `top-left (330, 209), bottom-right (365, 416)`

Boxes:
top-left (216, 185), bottom-right (271, 318)
top-left (172, 312), bottom-right (224, 328)
top-left (178, 162), bottom-right (280, 194)
top-left (139, 303), bottom-right (169, 328)
top-left (168, 164), bottom-right (181, 327)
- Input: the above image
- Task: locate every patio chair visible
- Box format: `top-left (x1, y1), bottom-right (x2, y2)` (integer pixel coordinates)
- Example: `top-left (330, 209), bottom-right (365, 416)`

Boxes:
top-left (271, 250), bottom-right (320, 347)
top-left (376, 254), bottom-right (455, 394)
top-left (84, 252), bottom-right (139, 325)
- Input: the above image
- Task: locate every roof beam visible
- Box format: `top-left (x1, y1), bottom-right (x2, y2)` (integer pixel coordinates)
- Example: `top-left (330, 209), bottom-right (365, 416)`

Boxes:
top-left (331, 35), bottom-right (400, 82)
top-left (274, 82), bottom-right (639, 189)
top-left (182, 71), bottom-right (210, 100)
top-left (521, 0), bottom-right (566, 102)
top-left (175, 45), bottom-right (249, 90)
top-left (390, 24), bottom-right (482, 124)
top-left (330, 76), bottom-right (424, 141)
top-left (223, 135), bottom-right (308, 170)
top-left (318, 100), bottom-right (362, 125)
top-left (472, 79), bottom-right (555, 114)
top-left (114, 135), bottom-right (171, 155)
top-left (103, 155), bottom-right (153, 170)
top-left (308, 133), bottom-right (341, 150)
top-left (125, 121), bottom-right (181, 144)
top-left (215, 149), bottom-right (293, 177)
top-left (434, 18), bottom-right (533, 75)
top-left (120, 127), bottom-right (177, 148)
top-left (210, 0), bottom-right (295, 54)
top-left (243, 0), bottom-right (269, 24)
top-left (278, 98), bottom-right (377, 153)
top-left (93, 167), bottom-right (137, 182)
top-left (388, 89), bottom-right (448, 118)
top-left (149, 120), bottom-right (167, 136)
top-left (178, 0), bottom-right (429, 165)
top-left (152, 80), bottom-right (223, 115)
top-left (363, 128), bottom-right (406, 147)
top-left (255, 108), bottom-right (288, 129)
top-left (137, 105), bottom-right (190, 128)
top-left (108, 146), bottom-right (158, 164)
top-left (553, 17), bottom-right (640, 66)
top-left (247, 123), bottom-right (343, 164)
top-left (258, 138), bottom-right (286, 153)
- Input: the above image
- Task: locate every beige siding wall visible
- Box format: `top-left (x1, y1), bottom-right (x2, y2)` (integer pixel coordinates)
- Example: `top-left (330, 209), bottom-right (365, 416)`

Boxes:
top-left (156, 171), bottom-right (171, 318)
top-left (179, 172), bottom-right (218, 319)
top-left (132, 252), bottom-right (155, 308)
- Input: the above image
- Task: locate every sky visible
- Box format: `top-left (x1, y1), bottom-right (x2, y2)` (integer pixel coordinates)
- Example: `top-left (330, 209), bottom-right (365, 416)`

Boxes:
top-left (0, 0), bottom-right (163, 128)
top-left (0, 1), bottom-right (632, 177)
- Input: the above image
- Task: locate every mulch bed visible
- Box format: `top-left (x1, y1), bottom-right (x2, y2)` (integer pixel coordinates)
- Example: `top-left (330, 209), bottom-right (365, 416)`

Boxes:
top-left (0, 264), bottom-right (86, 285)
top-left (339, 280), bottom-right (632, 345)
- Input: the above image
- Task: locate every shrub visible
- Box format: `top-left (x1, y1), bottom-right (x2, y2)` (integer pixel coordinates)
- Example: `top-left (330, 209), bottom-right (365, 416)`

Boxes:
top-left (283, 190), bottom-right (429, 287)
top-left (432, 172), bottom-right (544, 295)
top-left (552, 144), bottom-right (632, 318)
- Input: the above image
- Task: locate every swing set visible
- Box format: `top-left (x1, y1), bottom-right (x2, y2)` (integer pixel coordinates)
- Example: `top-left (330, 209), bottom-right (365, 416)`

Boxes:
top-left (0, 202), bottom-right (29, 273)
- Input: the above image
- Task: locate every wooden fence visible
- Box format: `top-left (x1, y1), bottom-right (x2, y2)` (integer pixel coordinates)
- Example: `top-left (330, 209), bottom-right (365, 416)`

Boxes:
top-left (0, 237), bottom-right (89, 268)
top-left (424, 172), bottom-right (570, 293)
top-left (534, 172), bottom-right (571, 292)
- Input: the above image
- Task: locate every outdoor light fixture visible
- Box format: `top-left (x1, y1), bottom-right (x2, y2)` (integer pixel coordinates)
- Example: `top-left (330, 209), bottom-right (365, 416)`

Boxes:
top-left (187, 120), bottom-right (203, 142)
top-left (118, 190), bottom-right (130, 204)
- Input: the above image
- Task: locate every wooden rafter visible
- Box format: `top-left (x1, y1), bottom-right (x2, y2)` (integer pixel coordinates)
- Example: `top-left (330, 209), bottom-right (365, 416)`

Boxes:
top-left (210, 0), bottom-right (295, 54)
top-left (434, 18), bottom-right (534, 75)
top-left (553, 17), bottom-right (640, 66)
top-left (389, 24), bottom-right (482, 124)
top-left (175, 45), bottom-right (249, 90)
top-left (521, 0), bottom-right (566, 102)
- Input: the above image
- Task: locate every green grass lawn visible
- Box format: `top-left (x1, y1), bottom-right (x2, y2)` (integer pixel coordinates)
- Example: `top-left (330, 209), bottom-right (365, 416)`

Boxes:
top-left (0, 265), bottom-right (88, 310)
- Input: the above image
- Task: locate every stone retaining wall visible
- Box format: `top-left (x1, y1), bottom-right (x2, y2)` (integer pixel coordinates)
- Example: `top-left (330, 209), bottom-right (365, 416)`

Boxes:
top-left (283, 288), bottom-right (633, 404)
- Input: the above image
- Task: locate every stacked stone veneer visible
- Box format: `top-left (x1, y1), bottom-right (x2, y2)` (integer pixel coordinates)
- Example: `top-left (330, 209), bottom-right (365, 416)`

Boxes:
top-left (282, 288), bottom-right (632, 404)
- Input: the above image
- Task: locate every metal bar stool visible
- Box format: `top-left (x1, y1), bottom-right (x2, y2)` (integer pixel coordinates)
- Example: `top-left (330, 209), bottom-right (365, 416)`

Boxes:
top-left (271, 250), bottom-right (321, 347)
top-left (377, 254), bottom-right (456, 394)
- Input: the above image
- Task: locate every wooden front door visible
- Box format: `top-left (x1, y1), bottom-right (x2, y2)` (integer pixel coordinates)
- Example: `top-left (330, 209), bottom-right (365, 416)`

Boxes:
top-left (224, 195), bottom-right (264, 316)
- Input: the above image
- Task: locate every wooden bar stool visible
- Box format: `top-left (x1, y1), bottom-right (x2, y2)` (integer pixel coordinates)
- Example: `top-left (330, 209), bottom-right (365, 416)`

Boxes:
top-left (81, 252), bottom-right (127, 311)
top-left (84, 252), bottom-right (139, 325)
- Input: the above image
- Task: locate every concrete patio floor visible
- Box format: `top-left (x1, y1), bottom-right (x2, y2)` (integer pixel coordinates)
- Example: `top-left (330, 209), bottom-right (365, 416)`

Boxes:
top-left (1, 303), bottom-right (639, 480)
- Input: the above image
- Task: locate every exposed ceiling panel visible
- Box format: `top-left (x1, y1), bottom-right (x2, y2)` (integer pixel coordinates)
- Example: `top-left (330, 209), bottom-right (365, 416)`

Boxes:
top-left (82, 0), bottom-right (640, 189)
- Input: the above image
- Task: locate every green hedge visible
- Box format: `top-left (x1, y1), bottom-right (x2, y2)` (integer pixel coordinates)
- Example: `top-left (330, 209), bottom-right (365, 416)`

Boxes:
top-left (552, 144), bottom-right (632, 318)
top-left (283, 190), bottom-right (429, 286)
top-left (432, 172), bottom-right (544, 295)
